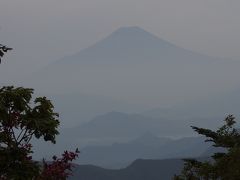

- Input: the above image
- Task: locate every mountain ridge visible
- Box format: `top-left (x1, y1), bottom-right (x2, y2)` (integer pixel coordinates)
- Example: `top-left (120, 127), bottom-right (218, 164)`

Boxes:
top-left (69, 158), bottom-right (184, 180)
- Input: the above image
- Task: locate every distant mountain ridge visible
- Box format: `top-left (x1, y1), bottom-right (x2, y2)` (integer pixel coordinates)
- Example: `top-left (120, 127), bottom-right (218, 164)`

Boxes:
top-left (69, 158), bottom-right (184, 180)
top-left (77, 134), bottom-right (209, 168)
top-left (62, 111), bottom-right (192, 139)
top-left (70, 157), bottom-right (212, 180)
top-left (32, 111), bottom-right (211, 164)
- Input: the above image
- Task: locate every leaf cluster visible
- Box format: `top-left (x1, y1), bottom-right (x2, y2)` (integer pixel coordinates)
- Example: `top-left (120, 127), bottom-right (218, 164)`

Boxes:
top-left (0, 86), bottom-right (60, 179)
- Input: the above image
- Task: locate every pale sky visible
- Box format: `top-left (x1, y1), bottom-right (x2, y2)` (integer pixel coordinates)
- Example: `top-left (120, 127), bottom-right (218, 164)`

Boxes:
top-left (0, 0), bottom-right (240, 82)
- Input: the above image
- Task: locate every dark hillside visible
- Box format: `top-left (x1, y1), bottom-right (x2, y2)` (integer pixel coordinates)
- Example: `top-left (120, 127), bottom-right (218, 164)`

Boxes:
top-left (69, 159), bottom-right (184, 180)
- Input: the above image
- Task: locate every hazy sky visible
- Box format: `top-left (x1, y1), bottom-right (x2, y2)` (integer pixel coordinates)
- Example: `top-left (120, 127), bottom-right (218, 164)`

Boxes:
top-left (0, 0), bottom-right (240, 82)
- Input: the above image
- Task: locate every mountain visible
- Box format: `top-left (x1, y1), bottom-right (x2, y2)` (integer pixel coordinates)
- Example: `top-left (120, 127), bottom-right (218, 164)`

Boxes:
top-left (28, 26), bottom-right (240, 110)
top-left (77, 133), bottom-right (172, 168)
top-left (56, 26), bottom-right (209, 65)
top-left (31, 111), bottom-right (192, 161)
top-left (62, 111), bottom-right (192, 140)
top-left (130, 132), bottom-right (170, 147)
top-left (44, 92), bottom-right (147, 127)
top-left (32, 110), bottom-right (212, 167)
top-left (32, 116), bottom-right (209, 167)
top-left (77, 135), bottom-right (209, 168)
top-left (69, 159), bottom-right (184, 180)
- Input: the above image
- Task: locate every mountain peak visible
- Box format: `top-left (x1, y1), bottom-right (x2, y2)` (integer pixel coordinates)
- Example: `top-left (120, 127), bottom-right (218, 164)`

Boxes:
top-left (84, 26), bottom-right (179, 56)
top-left (109, 26), bottom-right (159, 41)
top-left (114, 26), bottom-right (148, 34)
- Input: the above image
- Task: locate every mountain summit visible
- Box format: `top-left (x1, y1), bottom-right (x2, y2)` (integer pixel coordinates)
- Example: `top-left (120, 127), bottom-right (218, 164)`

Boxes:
top-left (101, 26), bottom-right (176, 49)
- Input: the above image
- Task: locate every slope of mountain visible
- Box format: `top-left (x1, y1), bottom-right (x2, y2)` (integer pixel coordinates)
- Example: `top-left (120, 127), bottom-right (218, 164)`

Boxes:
top-left (130, 132), bottom-right (170, 147)
top-left (57, 26), bottom-right (212, 65)
top-left (32, 111), bottom-right (192, 161)
top-left (77, 135), bottom-right (209, 168)
top-left (77, 133), bottom-right (171, 168)
top-left (62, 111), bottom-right (192, 139)
top-left (69, 159), bottom-right (184, 180)
top-left (45, 93), bottom-right (147, 127)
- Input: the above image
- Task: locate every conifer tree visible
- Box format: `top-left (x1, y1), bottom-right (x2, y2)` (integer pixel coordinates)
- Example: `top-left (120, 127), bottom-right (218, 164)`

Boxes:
top-left (174, 115), bottom-right (240, 180)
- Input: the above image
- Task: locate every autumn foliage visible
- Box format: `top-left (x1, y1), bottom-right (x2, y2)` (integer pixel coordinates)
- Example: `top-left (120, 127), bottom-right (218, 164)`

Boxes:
top-left (39, 149), bottom-right (79, 179)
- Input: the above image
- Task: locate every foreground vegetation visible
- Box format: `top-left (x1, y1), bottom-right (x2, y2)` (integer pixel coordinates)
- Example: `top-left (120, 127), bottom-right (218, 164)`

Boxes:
top-left (175, 115), bottom-right (240, 179)
top-left (0, 86), bottom-right (79, 179)
top-left (0, 45), bottom-right (79, 179)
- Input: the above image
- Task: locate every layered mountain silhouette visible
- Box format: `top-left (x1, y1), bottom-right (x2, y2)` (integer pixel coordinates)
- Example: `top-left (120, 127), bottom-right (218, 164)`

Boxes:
top-left (32, 111), bottom-right (211, 162)
top-left (69, 159), bottom-right (185, 180)
top-left (77, 134), bottom-right (209, 168)
top-left (62, 111), bottom-right (192, 139)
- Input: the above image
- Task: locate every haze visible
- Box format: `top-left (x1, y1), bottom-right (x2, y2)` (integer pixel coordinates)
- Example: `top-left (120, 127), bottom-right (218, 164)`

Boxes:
top-left (1, 0), bottom-right (240, 82)
top-left (2, 1), bottom-right (240, 175)
top-left (1, 0), bottom-right (240, 127)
